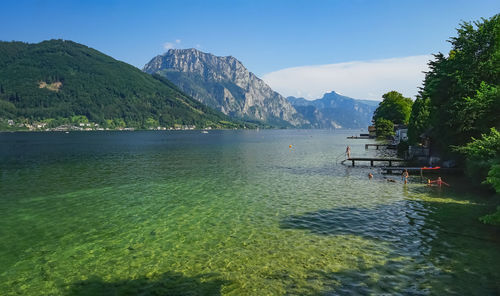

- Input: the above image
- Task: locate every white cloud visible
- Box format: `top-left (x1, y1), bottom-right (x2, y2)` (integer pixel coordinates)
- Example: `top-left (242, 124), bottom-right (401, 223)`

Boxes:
top-left (261, 55), bottom-right (432, 100)
top-left (163, 39), bottom-right (181, 50)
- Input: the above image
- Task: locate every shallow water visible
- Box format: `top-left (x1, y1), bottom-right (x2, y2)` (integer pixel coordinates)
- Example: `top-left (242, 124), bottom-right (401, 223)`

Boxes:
top-left (0, 130), bottom-right (499, 295)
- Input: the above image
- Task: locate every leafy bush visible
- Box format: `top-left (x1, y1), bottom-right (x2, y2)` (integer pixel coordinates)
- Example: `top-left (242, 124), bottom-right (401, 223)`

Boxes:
top-left (485, 164), bottom-right (500, 193)
top-left (454, 128), bottom-right (500, 189)
top-left (479, 206), bottom-right (500, 226)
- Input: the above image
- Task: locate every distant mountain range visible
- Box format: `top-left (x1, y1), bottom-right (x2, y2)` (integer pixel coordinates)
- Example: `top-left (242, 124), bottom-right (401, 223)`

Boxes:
top-left (143, 48), bottom-right (306, 127)
top-left (287, 91), bottom-right (378, 128)
top-left (0, 40), bottom-right (378, 131)
top-left (0, 40), bottom-right (247, 130)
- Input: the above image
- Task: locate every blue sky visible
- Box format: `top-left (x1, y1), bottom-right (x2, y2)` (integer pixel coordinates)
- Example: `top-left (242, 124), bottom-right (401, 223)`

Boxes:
top-left (1, 0), bottom-right (498, 99)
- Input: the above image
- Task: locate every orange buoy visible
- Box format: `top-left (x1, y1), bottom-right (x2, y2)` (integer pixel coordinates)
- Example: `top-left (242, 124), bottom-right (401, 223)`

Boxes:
top-left (289, 145), bottom-right (292, 148)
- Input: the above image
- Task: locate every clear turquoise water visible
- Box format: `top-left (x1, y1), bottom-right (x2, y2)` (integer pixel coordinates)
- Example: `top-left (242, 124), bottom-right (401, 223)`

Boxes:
top-left (0, 130), bottom-right (499, 295)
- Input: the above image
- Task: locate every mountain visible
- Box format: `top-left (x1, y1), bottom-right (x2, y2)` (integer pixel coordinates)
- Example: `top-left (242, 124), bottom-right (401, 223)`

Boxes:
top-left (143, 48), bottom-right (306, 127)
top-left (0, 40), bottom-right (247, 130)
top-left (287, 91), bottom-right (378, 128)
top-left (357, 100), bottom-right (380, 107)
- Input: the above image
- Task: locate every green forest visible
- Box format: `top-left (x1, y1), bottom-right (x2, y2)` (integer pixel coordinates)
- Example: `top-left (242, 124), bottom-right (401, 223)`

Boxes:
top-left (370, 15), bottom-right (499, 224)
top-left (407, 14), bottom-right (500, 223)
top-left (0, 40), bottom-right (251, 130)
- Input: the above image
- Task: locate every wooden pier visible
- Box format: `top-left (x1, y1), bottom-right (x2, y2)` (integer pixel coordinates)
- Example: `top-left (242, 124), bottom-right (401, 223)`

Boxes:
top-left (365, 143), bottom-right (397, 150)
top-left (342, 157), bottom-right (405, 167)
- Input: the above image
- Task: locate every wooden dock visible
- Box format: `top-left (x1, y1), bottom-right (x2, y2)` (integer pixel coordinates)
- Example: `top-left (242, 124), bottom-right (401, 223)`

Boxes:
top-left (342, 157), bottom-right (405, 167)
top-left (365, 143), bottom-right (397, 150)
top-left (347, 136), bottom-right (371, 139)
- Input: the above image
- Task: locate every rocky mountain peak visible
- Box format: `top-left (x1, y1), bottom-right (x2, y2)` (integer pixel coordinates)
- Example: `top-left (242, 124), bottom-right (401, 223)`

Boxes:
top-left (144, 49), bottom-right (246, 83)
top-left (143, 49), bottom-right (306, 127)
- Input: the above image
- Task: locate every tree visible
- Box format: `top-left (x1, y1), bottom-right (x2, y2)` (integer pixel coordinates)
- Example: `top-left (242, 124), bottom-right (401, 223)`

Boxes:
top-left (373, 91), bottom-right (413, 125)
top-left (375, 118), bottom-right (395, 139)
top-left (454, 127), bottom-right (500, 187)
top-left (419, 14), bottom-right (500, 153)
top-left (453, 82), bottom-right (500, 136)
top-left (454, 128), bottom-right (500, 226)
top-left (145, 117), bottom-right (159, 128)
top-left (407, 97), bottom-right (430, 145)
top-left (485, 164), bottom-right (500, 193)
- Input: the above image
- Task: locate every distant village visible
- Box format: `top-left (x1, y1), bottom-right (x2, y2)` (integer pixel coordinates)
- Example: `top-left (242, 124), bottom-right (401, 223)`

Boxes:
top-left (1, 118), bottom-right (202, 132)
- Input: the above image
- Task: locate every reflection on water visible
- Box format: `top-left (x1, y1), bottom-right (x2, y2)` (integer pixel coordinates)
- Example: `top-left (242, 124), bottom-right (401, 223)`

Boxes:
top-left (0, 130), bottom-right (499, 295)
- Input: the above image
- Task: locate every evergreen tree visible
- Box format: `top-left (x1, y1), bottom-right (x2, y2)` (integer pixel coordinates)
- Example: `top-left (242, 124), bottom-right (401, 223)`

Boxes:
top-left (407, 97), bottom-right (430, 145)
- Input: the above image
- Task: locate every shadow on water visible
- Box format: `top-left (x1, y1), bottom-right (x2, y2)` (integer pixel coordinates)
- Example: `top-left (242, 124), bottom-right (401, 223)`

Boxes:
top-left (280, 192), bottom-right (500, 245)
top-left (67, 272), bottom-right (229, 296)
top-left (305, 257), bottom-right (499, 295)
top-left (279, 196), bottom-right (500, 295)
top-left (280, 200), bottom-right (438, 247)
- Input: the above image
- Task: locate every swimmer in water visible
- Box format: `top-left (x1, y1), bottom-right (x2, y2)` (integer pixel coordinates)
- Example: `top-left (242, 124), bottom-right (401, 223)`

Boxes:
top-left (368, 173), bottom-right (373, 179)
top-left (429, 177), bottom-right (450, 187)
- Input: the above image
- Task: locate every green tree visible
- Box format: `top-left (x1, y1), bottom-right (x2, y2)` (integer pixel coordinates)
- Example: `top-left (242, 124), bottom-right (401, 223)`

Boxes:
top-left (454, 127), bottom-right (500, 187)
top-left (145, 117), bottom-right (159, 128)
top-left (375, 118), bottom-right (394, 139)
top-left (373, 91), bottom-right (413, 125)
top-left (454, 128), bottom-right (500, 226)
top-left (407, 97), bottom-right (430, 145)
top-left (113, 118), bottom-right (126, 128)
top-left (71, 115), bottom-right (89, 124)
top-left (453, 82), bottom-right (500, 135)
top-left (420, 14), bottom-right (500, 153)
top-left (485, 164), bottom-right (500, 193)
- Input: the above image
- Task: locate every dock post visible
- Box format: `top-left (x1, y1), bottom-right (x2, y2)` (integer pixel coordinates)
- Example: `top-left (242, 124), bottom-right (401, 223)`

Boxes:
top-left (365, 144), bottom-right (368, 149)
top-left (370, 160), bottom-right (374, 166)
top-left (389, 160), bottom-right (392, 167)
top-left (376, 145), bottom-right (379, 150)
top-left (352, 160), bottom-right (355, 166)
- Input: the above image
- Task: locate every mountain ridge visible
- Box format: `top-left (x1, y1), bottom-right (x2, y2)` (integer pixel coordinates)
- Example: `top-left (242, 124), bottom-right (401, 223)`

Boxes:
top-left (143, 48), bottom-right (307, 127)
top-left (0, 40), bottom-right (247, 130)
top-left (287, 91), bottom-right (377, 128)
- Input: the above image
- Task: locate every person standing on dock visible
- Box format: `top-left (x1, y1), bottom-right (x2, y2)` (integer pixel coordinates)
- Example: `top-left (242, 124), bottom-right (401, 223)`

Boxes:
top-left (346, 145), bottom-right (351, 158)
top-left (402, 169), bottom-right (409, 184)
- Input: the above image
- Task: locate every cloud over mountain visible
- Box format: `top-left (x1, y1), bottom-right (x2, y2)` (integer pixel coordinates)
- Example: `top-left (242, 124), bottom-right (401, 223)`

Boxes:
top-left (262, 55), bottom-right (432, 100)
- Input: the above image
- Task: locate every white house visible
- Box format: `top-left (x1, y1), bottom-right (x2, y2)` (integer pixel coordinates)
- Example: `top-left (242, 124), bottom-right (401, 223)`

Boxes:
top-left (394, 128), bottom-right (408, 144)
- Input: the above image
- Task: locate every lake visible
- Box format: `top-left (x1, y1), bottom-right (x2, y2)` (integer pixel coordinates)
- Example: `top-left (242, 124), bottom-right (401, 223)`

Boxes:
top-left (1, 130), bottom-right (499, 295)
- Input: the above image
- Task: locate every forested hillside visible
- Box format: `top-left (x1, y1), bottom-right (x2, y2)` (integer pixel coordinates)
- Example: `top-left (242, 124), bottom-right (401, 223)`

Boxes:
top-left (0, 40), bottom-right (248, 130)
